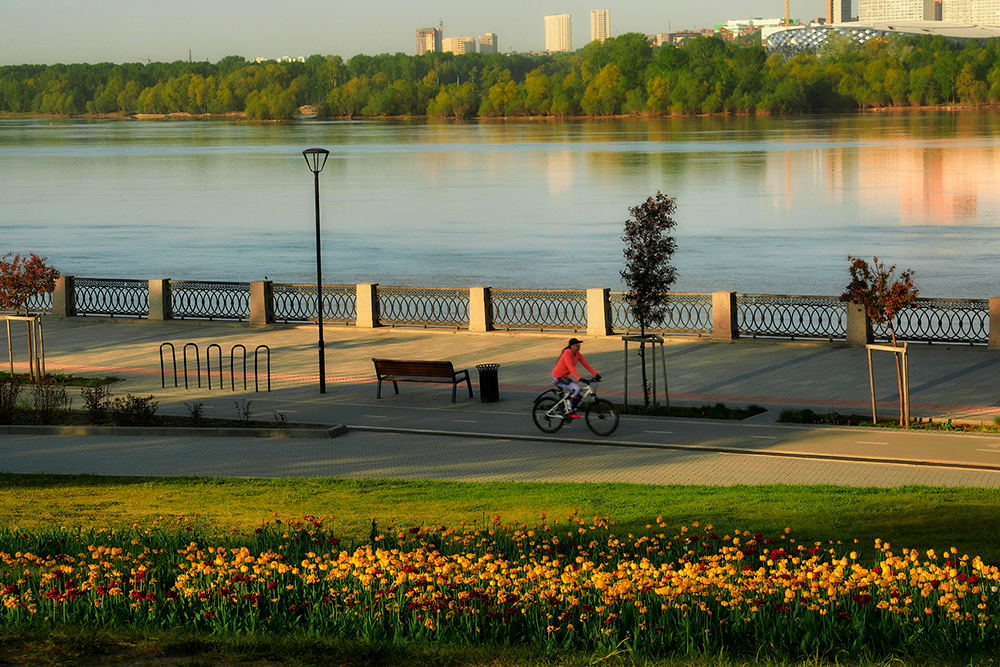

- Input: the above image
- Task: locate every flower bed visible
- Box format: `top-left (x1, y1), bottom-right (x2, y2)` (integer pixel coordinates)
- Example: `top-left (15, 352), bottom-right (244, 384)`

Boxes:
top-left (1, 515), bottom-right (997, 660)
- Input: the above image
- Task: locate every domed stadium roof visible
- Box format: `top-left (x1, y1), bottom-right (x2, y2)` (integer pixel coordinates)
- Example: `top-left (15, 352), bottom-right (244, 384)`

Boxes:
top-left (763, 20), bottom-right (1000, 58)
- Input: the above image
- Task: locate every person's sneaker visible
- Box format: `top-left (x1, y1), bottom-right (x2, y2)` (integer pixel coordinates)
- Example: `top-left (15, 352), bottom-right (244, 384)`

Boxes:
top-left (569, 411), bottom-right (581, 419)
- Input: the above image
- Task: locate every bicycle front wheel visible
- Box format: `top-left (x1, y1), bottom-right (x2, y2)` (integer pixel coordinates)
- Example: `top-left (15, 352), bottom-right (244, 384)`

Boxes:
top-left (532, 395), bottom-right (565, 433)
top-left (585, 399), bottom-right (619, 436)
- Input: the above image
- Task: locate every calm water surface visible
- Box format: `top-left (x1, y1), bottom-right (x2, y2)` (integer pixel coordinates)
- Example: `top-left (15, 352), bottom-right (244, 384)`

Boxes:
top-left (2, 112), bottom-right (1000, 297)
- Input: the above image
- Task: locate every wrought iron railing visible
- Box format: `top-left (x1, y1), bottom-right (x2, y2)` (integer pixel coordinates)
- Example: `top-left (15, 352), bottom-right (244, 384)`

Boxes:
top-left (610, 292), bottom-right (713, 335)
top-left (171, 281), bottom-right (250, 321)
top-left (377, 286), bottom-right (469, 328)
top-left (272, 284), bottom-right (356, 324)
top-left (875, 298), bottom-right (989, 344)
top-left (20, 277), bottom-right (1000, 346)
top-left (491, 289), bottom-right (587, 332)
top-left (737, 294), bottom-right (846, 340)
top-left (75, 278), bottom-right (148, 317)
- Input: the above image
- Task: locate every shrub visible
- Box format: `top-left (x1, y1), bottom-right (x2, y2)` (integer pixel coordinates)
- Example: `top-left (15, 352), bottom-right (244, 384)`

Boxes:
top-left (30, 382), bottom-right (70, 424)
top-left (109, 395), bottom-right (159, 427)
top-left (80, 383), bottom-right (114, 424)
top-left (0, 380), bottom-right (21, 424)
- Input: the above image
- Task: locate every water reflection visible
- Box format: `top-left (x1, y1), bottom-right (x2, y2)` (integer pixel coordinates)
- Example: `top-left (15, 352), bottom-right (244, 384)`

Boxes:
top-left (1, 111), bottom-right (999, 297)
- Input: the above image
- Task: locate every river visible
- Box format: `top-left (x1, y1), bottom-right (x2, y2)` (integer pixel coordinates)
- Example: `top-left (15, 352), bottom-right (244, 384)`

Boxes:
top-left (2, 111), bottom-right (1000, 298)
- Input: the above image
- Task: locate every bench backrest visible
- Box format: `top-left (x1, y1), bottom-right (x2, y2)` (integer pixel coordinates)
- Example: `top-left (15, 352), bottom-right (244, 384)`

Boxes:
top-left (373, 358), bottom-right (456, 378)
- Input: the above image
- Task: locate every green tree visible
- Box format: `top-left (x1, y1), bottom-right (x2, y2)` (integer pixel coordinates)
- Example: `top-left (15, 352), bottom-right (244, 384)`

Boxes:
top-left (621, 192), bottom-right (679, 408)
top-left (582, 64), bottom-right (625, 115)
top-left (839, 256), bottom-right (918, 426)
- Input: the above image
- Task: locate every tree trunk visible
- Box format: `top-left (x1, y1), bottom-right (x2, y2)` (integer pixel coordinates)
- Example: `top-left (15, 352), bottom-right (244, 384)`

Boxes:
top-left (639, 324), bottom-right (649, 407)
top-left (891, 329), bottom-right (904, 426)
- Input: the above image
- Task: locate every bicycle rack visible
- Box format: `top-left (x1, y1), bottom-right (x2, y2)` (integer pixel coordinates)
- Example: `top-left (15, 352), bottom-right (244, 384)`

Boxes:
top-left (159, 341), bottom-right (270, 392)
top-left (206, 343), bottom-right (223, 390)
top-left (159, 342), bottom-right (177, 388)
top-left (182, 343), bottom-right (201, 389)
top-left (231, 344), bottom-right (247, 391)
top-left (255, 345), bottom-right (271, 392)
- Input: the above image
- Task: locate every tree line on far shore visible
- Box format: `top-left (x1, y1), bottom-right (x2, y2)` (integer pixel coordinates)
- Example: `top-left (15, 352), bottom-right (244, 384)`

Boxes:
top-left (4, 32), bottom-right (1000, 120)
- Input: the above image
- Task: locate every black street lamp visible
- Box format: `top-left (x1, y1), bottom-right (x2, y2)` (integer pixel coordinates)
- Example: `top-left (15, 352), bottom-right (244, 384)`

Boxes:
top-left (303, 147), bottom-right (330, 394)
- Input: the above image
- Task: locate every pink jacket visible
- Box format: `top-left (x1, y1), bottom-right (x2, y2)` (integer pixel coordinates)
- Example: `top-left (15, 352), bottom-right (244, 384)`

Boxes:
top-left (551, 348), bottom-right (596, 381)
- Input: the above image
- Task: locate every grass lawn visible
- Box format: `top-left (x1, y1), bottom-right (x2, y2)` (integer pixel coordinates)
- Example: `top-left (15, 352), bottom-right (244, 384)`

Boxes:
top-left (1, 476), bottom-right (999, 666)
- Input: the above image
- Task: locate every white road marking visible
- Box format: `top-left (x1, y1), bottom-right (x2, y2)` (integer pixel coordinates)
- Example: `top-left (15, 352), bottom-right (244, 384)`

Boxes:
top-left (363, 415), bottom-right (388, 419)
top-left (453, 420), bottom-right (478, 423)
top-left (644, 430), bottom-right (673, 434)
top-left (751, 436), bottom-right (778, 440)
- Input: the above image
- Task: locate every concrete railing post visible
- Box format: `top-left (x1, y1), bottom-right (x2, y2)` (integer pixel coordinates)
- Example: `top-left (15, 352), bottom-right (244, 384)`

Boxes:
top-left (148, 279), bottom-right (172, 321)
top-left (250, 280), bottom-right (275, 325)
top-left (990, 297), bottom-right (1000, 348)
top-left (356, 283), bottom-right (380, 328)
top-left (469, 287), bottom-right (493, 332)
top-left (846, 301), bottom-right (873, 346)
top-left (586, 288), bottom-right (612, 337)
top-left (51, 275), bottom-right (75, 317)
top-left (712, 291), bottom-right (738, 340)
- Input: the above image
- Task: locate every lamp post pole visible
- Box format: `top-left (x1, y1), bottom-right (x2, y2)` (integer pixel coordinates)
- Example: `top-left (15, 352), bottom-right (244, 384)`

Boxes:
top-left (303, 148), bottom-right (330, 394)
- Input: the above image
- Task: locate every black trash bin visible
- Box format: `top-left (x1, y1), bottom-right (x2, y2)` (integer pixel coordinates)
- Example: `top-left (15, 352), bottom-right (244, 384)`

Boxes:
top-left (476, 363), bottom-right (501, 403)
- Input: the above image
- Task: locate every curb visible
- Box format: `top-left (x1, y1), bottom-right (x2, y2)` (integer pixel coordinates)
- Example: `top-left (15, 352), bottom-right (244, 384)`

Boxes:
top-left (0, 424), bottom-right (349, 439)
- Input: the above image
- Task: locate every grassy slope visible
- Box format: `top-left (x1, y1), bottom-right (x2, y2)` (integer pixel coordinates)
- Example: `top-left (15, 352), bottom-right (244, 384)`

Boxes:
top-left (2, 475), bottom-right (999, 565)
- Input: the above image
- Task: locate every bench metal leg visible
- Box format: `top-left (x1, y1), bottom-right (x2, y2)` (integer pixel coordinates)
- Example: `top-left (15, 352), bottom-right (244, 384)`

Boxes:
top-left (465, 375), bottom-right (472, 398)
top-left (392, 380), bottom-right (399, 394)
top-left (377, 379), bottom-right (382, 398)
top-left (451, 381), bottom-right (457, 402)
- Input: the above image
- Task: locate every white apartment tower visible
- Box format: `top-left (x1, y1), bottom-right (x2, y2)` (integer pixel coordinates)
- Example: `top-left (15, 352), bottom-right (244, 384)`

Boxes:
top-left (416, 27), bottom-right (442, 55)
top-left (943, 0), bottom-right (1000, 25)
top-left (479, 33), bottom-right (498, 53)
top-left (544, 13), bottom-right (572, 52)
top-left (442, 36), bottom-right (476, 54)
top-left (591, 10), bottom-right (610, 42)
top-left (859, 0), bottom-right (935, 21)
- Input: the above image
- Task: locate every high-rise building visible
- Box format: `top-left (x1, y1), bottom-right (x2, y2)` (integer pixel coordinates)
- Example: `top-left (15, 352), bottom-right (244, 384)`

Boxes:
top-left (442, 36), bottom-right (476, 54)
top-left (859, 0), bottom-right (935, 21)
top-left (479, 33), bottom-right (498, 53)
top-left (591, 10), bottom-right (610, 42)
top-left (832, 0), bottom-right (852, 22)
top-left (544, 13), bottom-right (572, 52)
top-left (943, 0), bottom-right (1000, 25)
top-left (416, 27), bottom-right (442, 55)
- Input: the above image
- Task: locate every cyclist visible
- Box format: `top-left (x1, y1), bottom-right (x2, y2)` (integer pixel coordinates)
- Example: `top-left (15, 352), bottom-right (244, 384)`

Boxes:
top-left (551, 338), bottom-right (600, 418)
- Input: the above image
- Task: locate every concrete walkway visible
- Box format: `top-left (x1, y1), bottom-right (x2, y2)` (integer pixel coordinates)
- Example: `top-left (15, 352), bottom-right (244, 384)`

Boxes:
top-left (3, 316), bottom-right (1000, 487)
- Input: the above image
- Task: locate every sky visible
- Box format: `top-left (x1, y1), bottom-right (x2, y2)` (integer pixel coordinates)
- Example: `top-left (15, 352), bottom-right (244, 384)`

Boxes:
top-left (0, 0), bottom-right (793, 66)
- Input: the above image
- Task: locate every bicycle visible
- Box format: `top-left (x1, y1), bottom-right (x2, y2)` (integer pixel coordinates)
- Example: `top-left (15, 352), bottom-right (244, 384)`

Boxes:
top-left (532, 377), bottom-right (620, 436)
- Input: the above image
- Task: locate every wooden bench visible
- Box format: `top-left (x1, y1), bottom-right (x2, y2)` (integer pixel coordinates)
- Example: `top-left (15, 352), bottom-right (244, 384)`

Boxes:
top-left (372, 358), bottom-right (472, 402)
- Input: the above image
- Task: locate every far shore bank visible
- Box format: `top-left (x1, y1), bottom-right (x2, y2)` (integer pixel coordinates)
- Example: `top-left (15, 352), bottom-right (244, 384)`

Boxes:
top-left (3, 103), bottom-right (999, 124)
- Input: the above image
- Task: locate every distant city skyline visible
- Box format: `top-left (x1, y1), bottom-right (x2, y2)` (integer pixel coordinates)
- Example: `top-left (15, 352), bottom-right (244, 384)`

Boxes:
top-left (1, 0), bottom-right (814, 66)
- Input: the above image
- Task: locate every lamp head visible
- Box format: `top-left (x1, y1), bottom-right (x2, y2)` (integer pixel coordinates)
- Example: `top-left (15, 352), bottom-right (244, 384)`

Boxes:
top-left (303, 147), bottom-right (330, 174)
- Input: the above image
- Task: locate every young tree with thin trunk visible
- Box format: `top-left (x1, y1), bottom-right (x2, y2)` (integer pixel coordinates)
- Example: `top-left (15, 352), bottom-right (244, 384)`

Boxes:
top-left (0, 253), bottom-right (60, 382)
top-left (621, 191), bottom-right (679, 407)
top-left (839, 255), bottom-right (918, 425)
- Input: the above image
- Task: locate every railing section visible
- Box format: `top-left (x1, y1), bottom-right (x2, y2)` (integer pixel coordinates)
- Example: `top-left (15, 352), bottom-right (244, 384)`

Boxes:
top-left (610, 292), bottom-right (712, 335)
top-left (272, 284), bottom-right (356, 324)
top-left (24, 291), bottom-right (52, 314)
top-left (876, 297), bottom-right (989, 344)
top-left (491, 289), bottom-right (587, 332)
top-left (737, 294), bottom-right (846, 340)
top-left (75, 278), bottom-right (149, 317)
top-left (377, 286), bottom-right (469, 328)
top-left (171, 281), bottom-right (250, 321)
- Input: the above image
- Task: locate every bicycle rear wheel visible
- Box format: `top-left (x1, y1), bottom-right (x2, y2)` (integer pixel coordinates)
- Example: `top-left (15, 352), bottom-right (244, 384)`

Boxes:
top-left (532, 395), bottom-right (565, 433)
top-left (585, 398), bottom-right (619, 436)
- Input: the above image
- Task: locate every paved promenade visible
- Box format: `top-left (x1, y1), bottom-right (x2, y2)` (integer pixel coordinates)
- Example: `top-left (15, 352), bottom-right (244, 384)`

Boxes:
top-left (3, 316), bottom-right (1000, 487)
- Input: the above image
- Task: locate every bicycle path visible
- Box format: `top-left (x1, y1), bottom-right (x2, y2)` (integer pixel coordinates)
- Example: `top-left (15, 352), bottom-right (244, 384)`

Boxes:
top-left (3, 316), bottom-right (1000, 484)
